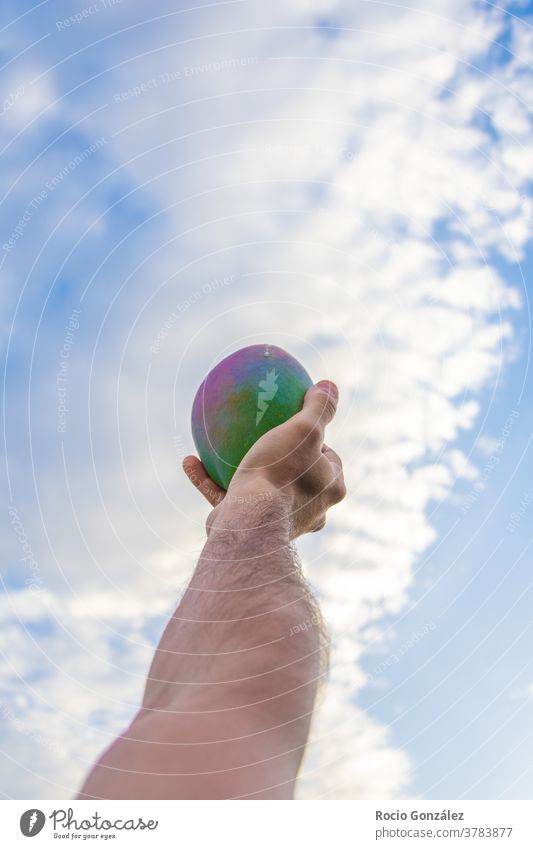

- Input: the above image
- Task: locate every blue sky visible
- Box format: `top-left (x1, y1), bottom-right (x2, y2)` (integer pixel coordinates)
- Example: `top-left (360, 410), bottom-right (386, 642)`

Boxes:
top-left (1, 0), bottom-right (533, 799)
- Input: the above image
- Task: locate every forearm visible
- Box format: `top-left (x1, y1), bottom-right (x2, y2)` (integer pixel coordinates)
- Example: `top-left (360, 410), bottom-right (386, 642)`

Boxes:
top-left (145, 491), bottom-right (324, 703)
top-left (79, 490), bottom-right (327, 799)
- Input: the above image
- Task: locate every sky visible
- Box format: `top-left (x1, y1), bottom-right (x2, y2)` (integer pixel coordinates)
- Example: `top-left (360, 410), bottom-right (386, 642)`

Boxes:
top-left (1, 0), bottom-right (532, 800)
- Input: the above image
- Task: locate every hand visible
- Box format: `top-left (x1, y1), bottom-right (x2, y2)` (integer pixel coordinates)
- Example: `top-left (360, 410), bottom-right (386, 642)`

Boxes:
top-left (183, 380), bottom-right (346, 539)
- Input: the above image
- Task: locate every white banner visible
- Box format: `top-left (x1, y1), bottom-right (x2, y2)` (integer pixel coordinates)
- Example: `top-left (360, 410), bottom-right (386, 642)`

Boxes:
top-left (1, 800), bottom-right (532, 847)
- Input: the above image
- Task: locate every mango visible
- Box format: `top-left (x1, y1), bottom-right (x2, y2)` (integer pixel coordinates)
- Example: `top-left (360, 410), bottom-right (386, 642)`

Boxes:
top-left (191, 344), bottom-right (313, 489)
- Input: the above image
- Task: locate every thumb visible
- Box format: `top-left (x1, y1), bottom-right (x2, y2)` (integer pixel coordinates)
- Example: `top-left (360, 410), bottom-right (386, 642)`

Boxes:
top-left (301, 380), bottom-right (339, 430)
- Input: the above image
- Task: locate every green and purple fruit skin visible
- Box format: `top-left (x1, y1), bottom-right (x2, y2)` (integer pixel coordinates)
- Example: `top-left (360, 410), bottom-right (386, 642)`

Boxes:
top-left (191, 344), bottom-right (313, 490)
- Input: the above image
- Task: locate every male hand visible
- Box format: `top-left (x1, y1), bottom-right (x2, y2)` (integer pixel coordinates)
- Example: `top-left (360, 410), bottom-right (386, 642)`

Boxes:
top-left (183, 380), bottom-right (346, 538)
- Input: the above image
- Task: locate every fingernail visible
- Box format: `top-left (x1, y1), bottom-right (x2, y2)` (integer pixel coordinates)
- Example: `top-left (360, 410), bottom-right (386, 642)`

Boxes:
top-left (316, 380), bottom-right (338, 397)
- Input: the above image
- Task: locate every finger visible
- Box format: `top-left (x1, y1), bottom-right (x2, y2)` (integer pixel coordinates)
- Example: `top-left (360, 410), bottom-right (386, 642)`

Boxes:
top-left (301, 381), bottom-right (339, 437)
top-left (321, 446), bottom-right (346, 504)
top-left (322, 444), bottom-right (343, 474)
top-left (182, 455), bottom-right (225, 507)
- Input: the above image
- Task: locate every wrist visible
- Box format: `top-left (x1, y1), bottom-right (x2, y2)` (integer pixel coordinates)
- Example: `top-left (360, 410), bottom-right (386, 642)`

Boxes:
top-left (206, 477), bottom-right (292, 540)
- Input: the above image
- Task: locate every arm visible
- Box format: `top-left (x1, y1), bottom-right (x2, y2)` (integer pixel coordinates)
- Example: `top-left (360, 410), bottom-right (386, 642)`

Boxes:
top-left (78, 381), bottom-right (345, 800)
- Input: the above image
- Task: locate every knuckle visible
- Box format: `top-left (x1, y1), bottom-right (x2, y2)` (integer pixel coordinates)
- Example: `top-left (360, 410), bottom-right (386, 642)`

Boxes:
top-left (291, 419), bottom-right (308, 441)
top-left (329, 477), bottom-right (346, 504)
top-left (307, 420), bottom-right (323, 443)
top-left (312, 518), bottom-right (326, 533)
top-left (316, 389), bottom-right (337, 421)
top-left (323, 397), bottom-right (337, 421)
top-left (293, 417), bottom-right (321, 444)
top-left (328, 447), bottom-right (342, 466)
